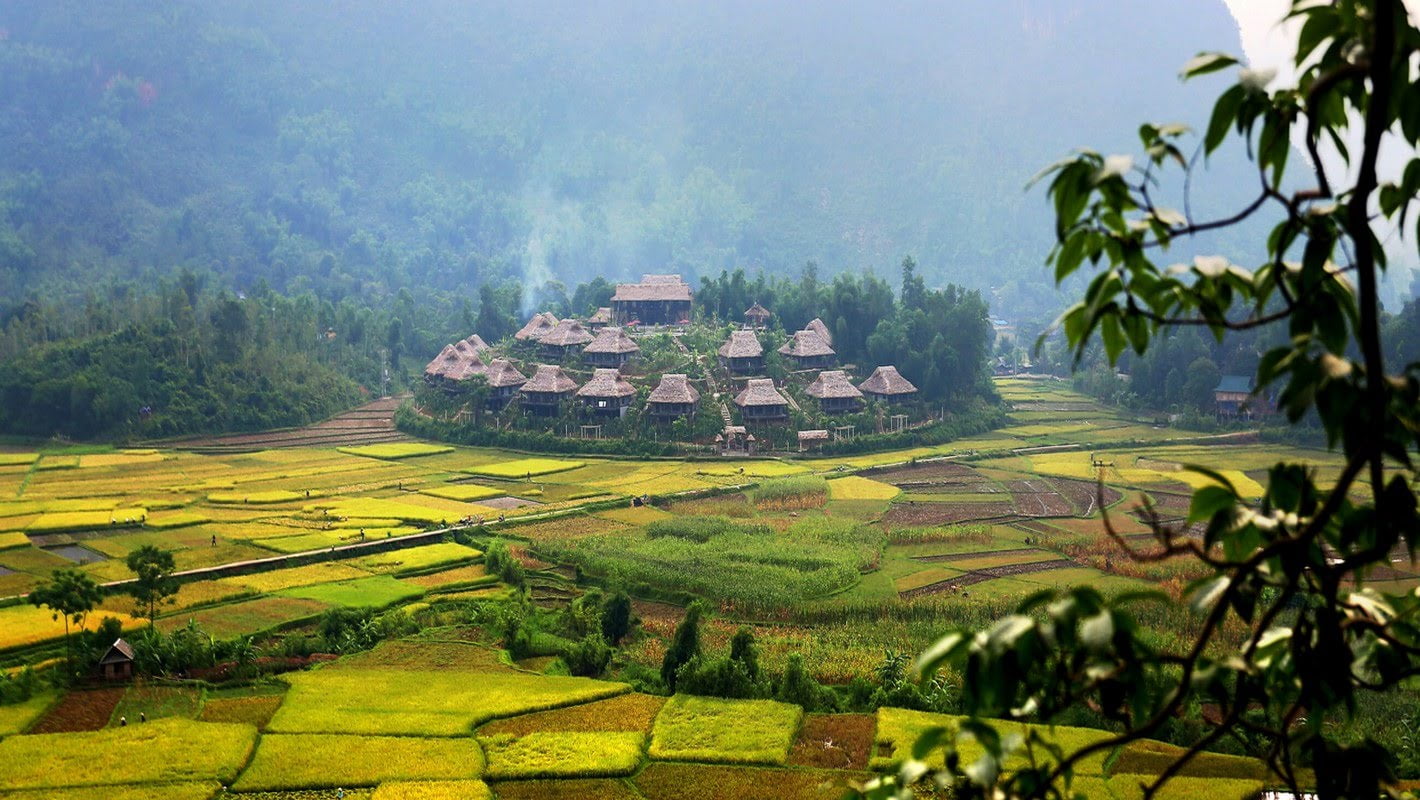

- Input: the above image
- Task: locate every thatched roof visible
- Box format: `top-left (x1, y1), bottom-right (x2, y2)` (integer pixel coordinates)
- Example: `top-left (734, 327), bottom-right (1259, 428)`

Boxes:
top-left (443, 350), bottom-right (487, 382)
top-left (805, 370), bottom-right (863, 400)
top-left (514, 312), bottom-right (559, 341)
top-left (612, 274), bottom-right (692, 302)
top-left (744, 302), bottom-right (771, 321)
top-left (859, 365), bottom-right (918, 396)
top-left (734, 378), bottom-right (788, 408)
top-left (648, 374), bottom-right (700, 405)
top-left (453, 340), bottom-right (480, 358)
top-left (521, 364), bottom-right (579, 394)
top-left (425, 344), bottom-right (460, 377)
top-left (798, 429), bottom-right (829, 442)
top-left (718, 330), bottom-right (763, 359)
top-left (778, 329), bottom-right (835, 358)
top-left (540, 319), bottom-right (594, 347)
top-left (589, 307), bottom-right (612, 324)
top-left (577, 368), bottom-right (636, 399)
top-left (806, 317), bottom-right (833, 346)
top-left (583, 326), bottom-right (640, 355)
top-left (463, 334), bottom-right (490, 351)
top-left (483, 359), bottom-right (527, 388)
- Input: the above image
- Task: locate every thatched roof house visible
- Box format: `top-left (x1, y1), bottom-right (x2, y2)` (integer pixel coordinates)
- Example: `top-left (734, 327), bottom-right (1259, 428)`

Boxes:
top-left (539, 319), bottom-right (595, 358)
top-left (733, 378), bottom-right (789, 421)
top-left (514, 311), bottom-right (560, 341)
top-left (647, 373), bottom-right (700, 419)
top-left (577, 368), bottom-right (637, 417)
top-left (442, 350), bottom-right (487, 383)
top-left (744, 302), bottom-right (771, 328)
top-left (424, 344), bottom-right (461, 380)
top-left (718, 330), bottom-right (764, 374)
top-left (805, 369), bottom-right (863, 413)
top-left (482, 358), bottom-right (527, 406)
top-left (806, 317), bottom-right (833, 346)
top-left (520, 365), bottom-right (579, 415)
top-left (859, 366), bottom-right (918, 402)
top-left (583, 326), bottom-right (640, 367)
top-left (798, 429), bottom-right (829, 451)
top-left (463, 334), bottom-right (490, 352)
top-left (778, 329), bottom-right (836, 369)
top-left (611, 274), bottom-right (693, 325)
top-left (424, 343), bottom-right (488, 388)
top-left (587, 307), bottom-right (613, 329)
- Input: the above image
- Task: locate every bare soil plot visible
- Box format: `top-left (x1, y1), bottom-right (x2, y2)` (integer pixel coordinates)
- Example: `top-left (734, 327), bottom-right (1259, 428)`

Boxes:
top-left (29, 688), bottom-right (126, 733)
top-left (788, 714), bottom-right (876, 769)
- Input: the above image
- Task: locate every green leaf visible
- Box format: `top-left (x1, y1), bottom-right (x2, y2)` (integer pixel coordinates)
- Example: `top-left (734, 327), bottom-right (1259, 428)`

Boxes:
top-left (1188, 485), bottom-right (1237, 523)
top-left (1180, 52), bottom-right (1238, 80)
top-left (1205, 85), bottom-right (1245, 155)
top-left (1190, 576), bottom-right (1230, 614)
top-left (916, 632), bottom-right (967, 679)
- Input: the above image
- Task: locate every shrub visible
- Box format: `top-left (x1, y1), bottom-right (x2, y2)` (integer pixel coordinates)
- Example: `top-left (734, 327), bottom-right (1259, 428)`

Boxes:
top-left (661, 603), bottom-right (703, 691)
top-left (776, 654), bottom-right (837, 712)
top-left (564, 633), bottom-right (612, 677)
top-left (600, 590), bottom-right (633, 644)
top-left (752, 475), bottom-right (828, 510)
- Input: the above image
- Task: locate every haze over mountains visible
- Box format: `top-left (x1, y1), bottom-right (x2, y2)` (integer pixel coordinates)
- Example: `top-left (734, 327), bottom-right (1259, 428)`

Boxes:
top-left (1, 1), bottom-right (1306, 323)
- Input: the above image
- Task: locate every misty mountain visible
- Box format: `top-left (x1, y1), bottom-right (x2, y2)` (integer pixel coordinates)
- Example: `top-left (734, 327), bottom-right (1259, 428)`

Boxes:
top-left (0, 1), bottom-right (1265, 321)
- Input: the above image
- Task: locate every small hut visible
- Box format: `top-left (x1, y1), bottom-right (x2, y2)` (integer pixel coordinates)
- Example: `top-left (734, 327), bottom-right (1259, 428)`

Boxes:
top-left (520, 364), bottom-right (579, 415)
top-left (858, 366), bottom-right (919, 403)
top-left (720, 425), bottom-right (752, 453)
top-left (804, 369), bottom-right (864, 414)
top-left (647, 373), bottom-right (701, 419)
top-left (514, 311), bottom-right (559, 342)
top-left (733, 378), bottom-right (789, 422)
top-left (798, 429), bottom-right (829, 452)
top-left (423, 344), bottom-right (462, 385)
top-left (806, 317), bottom-right (833, 346)
top-left (539, 319), bottom-right (595, 359)
top-left (718, 330), bottom-right (764, 375)
top-left (777, 329), bottom-right (836, 370)
top-left (577, 368), bottom-right (637, 418)
top-left (587, 307), bottom-right (613, 331)
top-left (98, 638), bottom-right (135, 681)
top-left (743, 302), bottom-right (771, 329)
top-left (583, 326), bottom-right (641, 367)
top-left (483, 358), bottom-right (528, 407)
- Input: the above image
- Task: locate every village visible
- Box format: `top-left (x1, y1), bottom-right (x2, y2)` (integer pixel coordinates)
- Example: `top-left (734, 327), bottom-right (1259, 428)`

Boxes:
top-left (419, 274), bottom-right (926, 453)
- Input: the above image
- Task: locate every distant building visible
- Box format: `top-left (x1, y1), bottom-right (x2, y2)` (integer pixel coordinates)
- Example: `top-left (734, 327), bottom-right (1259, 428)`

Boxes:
top-left (514, 311), bottom-right (560, 341)
top-left (733, 378), bottom-right (789, 422)
top-left (798, 429), bottom-right (829, 451)
top-left (647, 373), bottom-right (701, 420)
top-left (587, 307), bottom-right (613, 330)
top-left (743, 302), bottom-right (772, 329)
top-left (611, 274), bottom-right (693, 325)
top-left (577, 368), bottom-right (637, 418)
top-left (539, 319), bottom-right (594, 360)
top-left (805, 369), bottom-right (864, 414)
top-left (859, 366), bottom-right (918, 403)
top-left (805, 317), bottom-right (833, 347)
top-left (583, 326), bottom-right (640, 367)
top-left (520, 365), bottom-right (579, 416)
top-left (1214, 375), bottom-right (1270, 418)
top-left (423, 340), bottom-right (488, 389)
top-left (483, 359), bottom-right (528, 407)
top-left (778, 329), bottom-right (836, 370)
top-left (98, 638), bottom-right (135, 681)
top-left (718, 330), bottom-right (764, 375)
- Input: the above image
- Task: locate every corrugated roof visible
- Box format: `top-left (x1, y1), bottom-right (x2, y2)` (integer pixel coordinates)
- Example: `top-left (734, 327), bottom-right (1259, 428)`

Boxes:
top-left (100, 638), bottom-right (135, 664)
top-left (859, 366), bottom-right (918, 396)
top-left (483, 359), bottom-right (528, 388)
top-left (648, 373), bottom-right (700, 404)
top-left (1215, 375), bottom-right (1253, 393)
top-left (521, 364), bottom-right (579, 394)
top-left (734, 378), bottom-right (788, 407)
top-left (583, 326), bottom-right (641, 354)
top-left (778, 329), bottom-right (835, 358)
top-left (806, 318), bottom-right (833, 346)
top-left (540, 319), bottom-right (594, 347)
top-left (718, 330), bottom-right (764, 359)
top-left (805, 370), bottom-right (863, 400)
top-left (577, 368), bottom-right (637, 398)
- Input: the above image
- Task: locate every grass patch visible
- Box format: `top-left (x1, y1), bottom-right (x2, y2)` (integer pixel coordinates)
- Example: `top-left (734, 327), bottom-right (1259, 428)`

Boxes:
top-left (218, 562), bottom-right (372, 593)
top-left (353, 542), bottom-right (481, 574)
top-left (156, 595), bottom-right (328, 640)
top-left (0, 691), bottom-right (57, 735)
top-left (208, 490), bottom-right (303, 504)
top-left (111, 685), bottom-right (202, 724)
top-left (0, 604), bottom-right (143, 650)
top-left (197, 694), bottom-right (283, 729)
top-left (232, 733), bottom-right (484, 790)
top-left (479, 693), bottom-right (666, 736)
top-left (873, 707), bottom-right (1113, 774)
top-left (753, 475), bottom-right (828, 510)
top-left (28, 509), bottom-right (145, 532)
top-left (0, 785), bottom-right (221, 800)
top-left (372, 781), bottom-right (493, 800)
top-left (421, 484), bottom-right (506, 501)
top-left (826, 475), bottom-right (901, 501)
top-left (480, 731), bottom-right (646, 779)
top-left (268, 668), bottom-right (629, 736)
top-left (1107, 775), bottom-right (1265, 800)
top-left (490, 779), bottom-right (641, 800)
top-left (648, 694), bottom-right (803, 765)
top-left (144, 511), bottom-right (210, 529)
top-left (277, 574), bottom-right (423, 608)
top-left (465, 458), bottom-right (585, 478)
top-left (0, 718), bottom-right (256, 788)
top-left (339, 443), bottom-right (456, 459)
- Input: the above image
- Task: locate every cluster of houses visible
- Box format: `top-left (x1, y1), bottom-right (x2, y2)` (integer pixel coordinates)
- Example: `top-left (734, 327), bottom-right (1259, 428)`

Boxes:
top-left (421, 274), bottom-right (922, 441)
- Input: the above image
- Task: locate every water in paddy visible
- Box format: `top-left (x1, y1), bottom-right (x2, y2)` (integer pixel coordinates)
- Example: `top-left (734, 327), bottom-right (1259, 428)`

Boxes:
top-left (42, 544), bottom-right (107, 564)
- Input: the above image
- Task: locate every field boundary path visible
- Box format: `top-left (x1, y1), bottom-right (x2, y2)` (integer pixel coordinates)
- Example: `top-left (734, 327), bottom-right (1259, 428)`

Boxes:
top-left (899, 558), bottom-right (1077, 599)
top-left (161, 395), bottom-right (411, 453)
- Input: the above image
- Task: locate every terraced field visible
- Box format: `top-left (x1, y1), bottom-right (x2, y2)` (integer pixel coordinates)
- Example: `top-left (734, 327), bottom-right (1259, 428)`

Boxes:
top-left (0, 378), bottom-right (1370, 797)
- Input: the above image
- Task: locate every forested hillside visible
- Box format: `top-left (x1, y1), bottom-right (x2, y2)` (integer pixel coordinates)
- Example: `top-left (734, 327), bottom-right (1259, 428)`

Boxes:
top-left (0, 0), bottom-right (1259, 323)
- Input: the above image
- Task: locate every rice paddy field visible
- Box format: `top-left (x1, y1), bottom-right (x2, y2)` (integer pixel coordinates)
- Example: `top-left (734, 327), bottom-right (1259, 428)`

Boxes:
top-left (0, 377), bottom-right (1370, 797)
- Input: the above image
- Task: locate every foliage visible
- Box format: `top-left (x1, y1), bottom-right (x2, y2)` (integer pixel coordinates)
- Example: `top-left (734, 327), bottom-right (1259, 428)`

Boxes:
top-left (479, 731), bottom-right (646, 779)
top-left (0, 690), bottom-right (55, 736)
top-left (661, 603), bottom-right (704, 691)
top-left (232, 733), bottom-right (484, 790)
top-left (0, 718), bottom-right (257, 788)
top-left (26, 567), bottom-right (104, 663)
top-left (601, 590), bottom-right (633, 645)
top-left (277, 574), bottom-right (424, 608)
top-left (871, 5), bottom-right (1420, 797)
top-left (648, 694), bottom-right (804, 765)
top-left (124, 544), bottom-right (179, 624)
top-left (752, 475), bottom-right (828, 510)
top-left (563, 633), bottom-right (613, 677)
top-left (483, 538), bottom-right (527, 588)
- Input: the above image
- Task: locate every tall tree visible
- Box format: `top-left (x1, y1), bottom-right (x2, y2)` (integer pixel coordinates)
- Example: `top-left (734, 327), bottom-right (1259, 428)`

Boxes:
top-left (125, 545), bottom-right (179, 626)
top-left (28, 568), bottom-right (104, 666)
top-left (877, 2), bottom-right (1420, 799)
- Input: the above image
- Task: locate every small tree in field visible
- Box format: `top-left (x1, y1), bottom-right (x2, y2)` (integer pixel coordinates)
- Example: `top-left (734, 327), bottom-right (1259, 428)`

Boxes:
top-left (125, 545), bottom-right (179, 625)
top-left (29, 568), bottom-right (104, 667)
top-left (867, 2), bottom-right (1420, 798)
